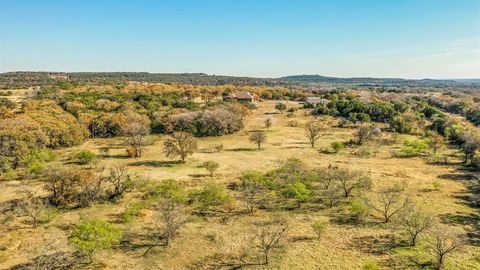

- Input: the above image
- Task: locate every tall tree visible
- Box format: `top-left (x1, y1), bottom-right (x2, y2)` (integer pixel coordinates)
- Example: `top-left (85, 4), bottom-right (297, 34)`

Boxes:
top-left (164, 132), bottom-right (198, 163)
top-left (304, 120), bottom-right (323, 148)
top-left (249, 131), bottom-right (266, 150)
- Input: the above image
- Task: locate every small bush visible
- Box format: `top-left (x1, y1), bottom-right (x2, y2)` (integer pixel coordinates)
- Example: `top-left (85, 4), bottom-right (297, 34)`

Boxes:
top-left (363, 260), bottom-right (382, 270)
top-left (27, 161), bottom-right (44, 177)
top-left (201, 160), bottom-right (220, 178)
top-left (395, 138), bottom-right (429, 158)
top-left (69, 220), bottom-right (122, 262)
top-left (331, 141), bottom-right (345, 153)
top-left (355, 146), bottom-right (373, 158)
top-left (120, 202), bottom-right (144, 223)
top-left (427, 153), bottom-right (448, 164)
top-left (74, 151), bottom-right (96, 165)
top-left (287, 120), bottom-right (299, 127)
top-left (38, 206), bottom-right (58, 224)
top-left (432, 180), bottom-right (443, 191)
top-left (125, 146), bottom-right (138, 158)
top-left (189, 183), bottom-right (232, 215)
top-left (311, 221), bottom-right (327, 239)
top-left (348, 200), bottom-right (370, 223)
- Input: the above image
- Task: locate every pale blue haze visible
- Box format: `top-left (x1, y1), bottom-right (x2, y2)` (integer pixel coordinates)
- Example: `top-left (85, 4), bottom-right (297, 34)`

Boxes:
top-left (0, 0), bottom-right (479, 78)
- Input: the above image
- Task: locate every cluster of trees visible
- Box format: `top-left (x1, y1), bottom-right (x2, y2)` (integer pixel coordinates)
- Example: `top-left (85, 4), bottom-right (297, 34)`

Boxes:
top-left (153, 105), bottom-right (246, 137)
top-left (312, 96), bottom-right (398, 122)
top-left (0, 97), bottom-right (16, 118)
top-left (231, 159), bottom-right (373, 211)
top-left (310, 94), bottom-right (452, 136)
top-left (0, 100), bottom-right (87, 172)
top-left (43, 165), bottom-right (133, 208)
top-left (427, 96), bottom-right (480, 127)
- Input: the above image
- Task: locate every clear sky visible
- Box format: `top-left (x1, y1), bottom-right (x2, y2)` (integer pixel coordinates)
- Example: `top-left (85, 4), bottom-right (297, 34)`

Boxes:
top-left (1, 0), bottom-right (479, 79)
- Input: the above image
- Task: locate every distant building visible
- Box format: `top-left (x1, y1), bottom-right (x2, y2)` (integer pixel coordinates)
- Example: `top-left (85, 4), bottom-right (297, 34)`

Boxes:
top-left (305, 97), bottom-right (329, 105)
top-left (223, 91), bottom-right (260, 102)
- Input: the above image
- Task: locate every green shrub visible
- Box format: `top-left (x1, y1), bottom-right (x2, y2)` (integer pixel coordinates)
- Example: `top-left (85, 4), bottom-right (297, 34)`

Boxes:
top-left (201, 160), bottom-right (220, 177)
top-left (38, 206), bottom-right (58, 224)
top-left (363, 260), bottom-right (382, 270)
top-left (331, 141), bottom-right (345, 153)
top-left (69, 220), bottom-right (122, 261)
top-left (432, 180), bottom-right (443, 191)
top-left (395, 138), bottom-right (429, 158)
top-left (189, 183), bottom-right (232, 214)
top-left (27, 161), bottom-right (44, 176)
top-left (148, 179), bottom-right (187, 203)
top-left (74, 150), bottom-right (96, 165)
top-left (120, 202), bottom-right (144, 223)
top-left (311, 221), bottom-right (327, 239)
top-left (282, 181), bottom-right (313, 208)
top-left (427, 153), bottom-right (448, 164)
top-left (348, 200), bottom-right (370, 223)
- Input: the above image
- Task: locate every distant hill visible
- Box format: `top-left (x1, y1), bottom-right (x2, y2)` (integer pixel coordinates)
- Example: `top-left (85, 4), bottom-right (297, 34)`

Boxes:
top-left (278, 75), bottom-right (458, 86)
top-left (0, 72), bottom-right (283, 89)
top-left (0, 71), bottom-right (467, 89)
top-left (452, 79), bottom-right (480, 84)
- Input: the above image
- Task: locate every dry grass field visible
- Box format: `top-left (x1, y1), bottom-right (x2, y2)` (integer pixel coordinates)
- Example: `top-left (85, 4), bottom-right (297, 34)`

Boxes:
top-left (1, 101), bottom-right (479, 270)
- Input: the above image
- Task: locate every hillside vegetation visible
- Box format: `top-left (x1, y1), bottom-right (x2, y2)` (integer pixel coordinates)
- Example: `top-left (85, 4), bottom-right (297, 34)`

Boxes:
top-left (0, 81), bottom-right (479, 270)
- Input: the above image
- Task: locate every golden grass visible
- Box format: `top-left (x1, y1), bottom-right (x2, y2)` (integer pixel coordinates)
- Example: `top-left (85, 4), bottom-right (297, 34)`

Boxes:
top-left (0, 100), bottom-right (479, 269)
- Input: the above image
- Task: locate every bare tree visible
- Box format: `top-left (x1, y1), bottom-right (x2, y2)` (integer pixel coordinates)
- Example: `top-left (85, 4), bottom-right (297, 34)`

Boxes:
top-left (315, 167), bottom-right (335, 190)
top-left (264, 118), bottom-right (273, 131)
top-left (336, 169), bottom-right (372, 198)
top-left (17, 191), bottom-right (46, 228)
top-left (123, 111), bottom-right (151, 157)
top-left (304, 120), bottom-right (323, 148)
top-left (249, 131), bottom-right (266, 150)
top-left (159, 199), bottom-right (189, 247)
top-left (105, 166), bottom-right (133, 200)
top-left (368, 183), bottom-right (409, 223)
top-left (355, 125), bottom-right (376, 145)
top-left (164, 132), bottom-right (198, 163)
top-left (254, 219), bottom-right (289, 265)
top-left (323, 184), bottom-right (342, 208)
top-left (239, 184), bottom-right (268, 213)
top-left (430, 228), bottom-right (465, 270)
top-left (399, 205), bottom-right (434, 246)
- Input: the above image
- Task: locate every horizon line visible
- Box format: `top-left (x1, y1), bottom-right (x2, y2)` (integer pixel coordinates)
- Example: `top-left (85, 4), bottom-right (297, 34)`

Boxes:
top-left (1, 70), bottom-right (479, 81)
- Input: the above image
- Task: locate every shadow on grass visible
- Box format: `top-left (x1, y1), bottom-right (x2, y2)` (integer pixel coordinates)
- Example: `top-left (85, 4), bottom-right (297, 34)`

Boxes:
top-left (117, 230), bottom-right (168, 257)
top-left (192, 253), bottom-right (267, 270)
top-left (439, 212), bottom-right (480, 246)
top-left (128, 160), bottom-right (181, 167)
top-left (290, 235), bottom-right (315, 242)
top-left (225, 147), bottom-right (258, 152)
top-left (352, 234), bottom-right (406, 255)
top-left (281, 146), bottom-right (305, 149)
top-left (188, 173), bottom-right (209, 179)
top-left (438, 173), bottom-right (472, 181)
top-left (385, 252), bottom-right (433, 270)
top-left (10, 251), bottom-right (84, 270)
top-left (107, 154), bottom-right (130, 159)
top-left (419, 188), bottom-right (437, 193)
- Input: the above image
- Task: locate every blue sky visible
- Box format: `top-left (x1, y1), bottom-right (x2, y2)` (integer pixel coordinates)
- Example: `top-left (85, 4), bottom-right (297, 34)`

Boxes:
top-left (1, 0), bottom-right (479, 78)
